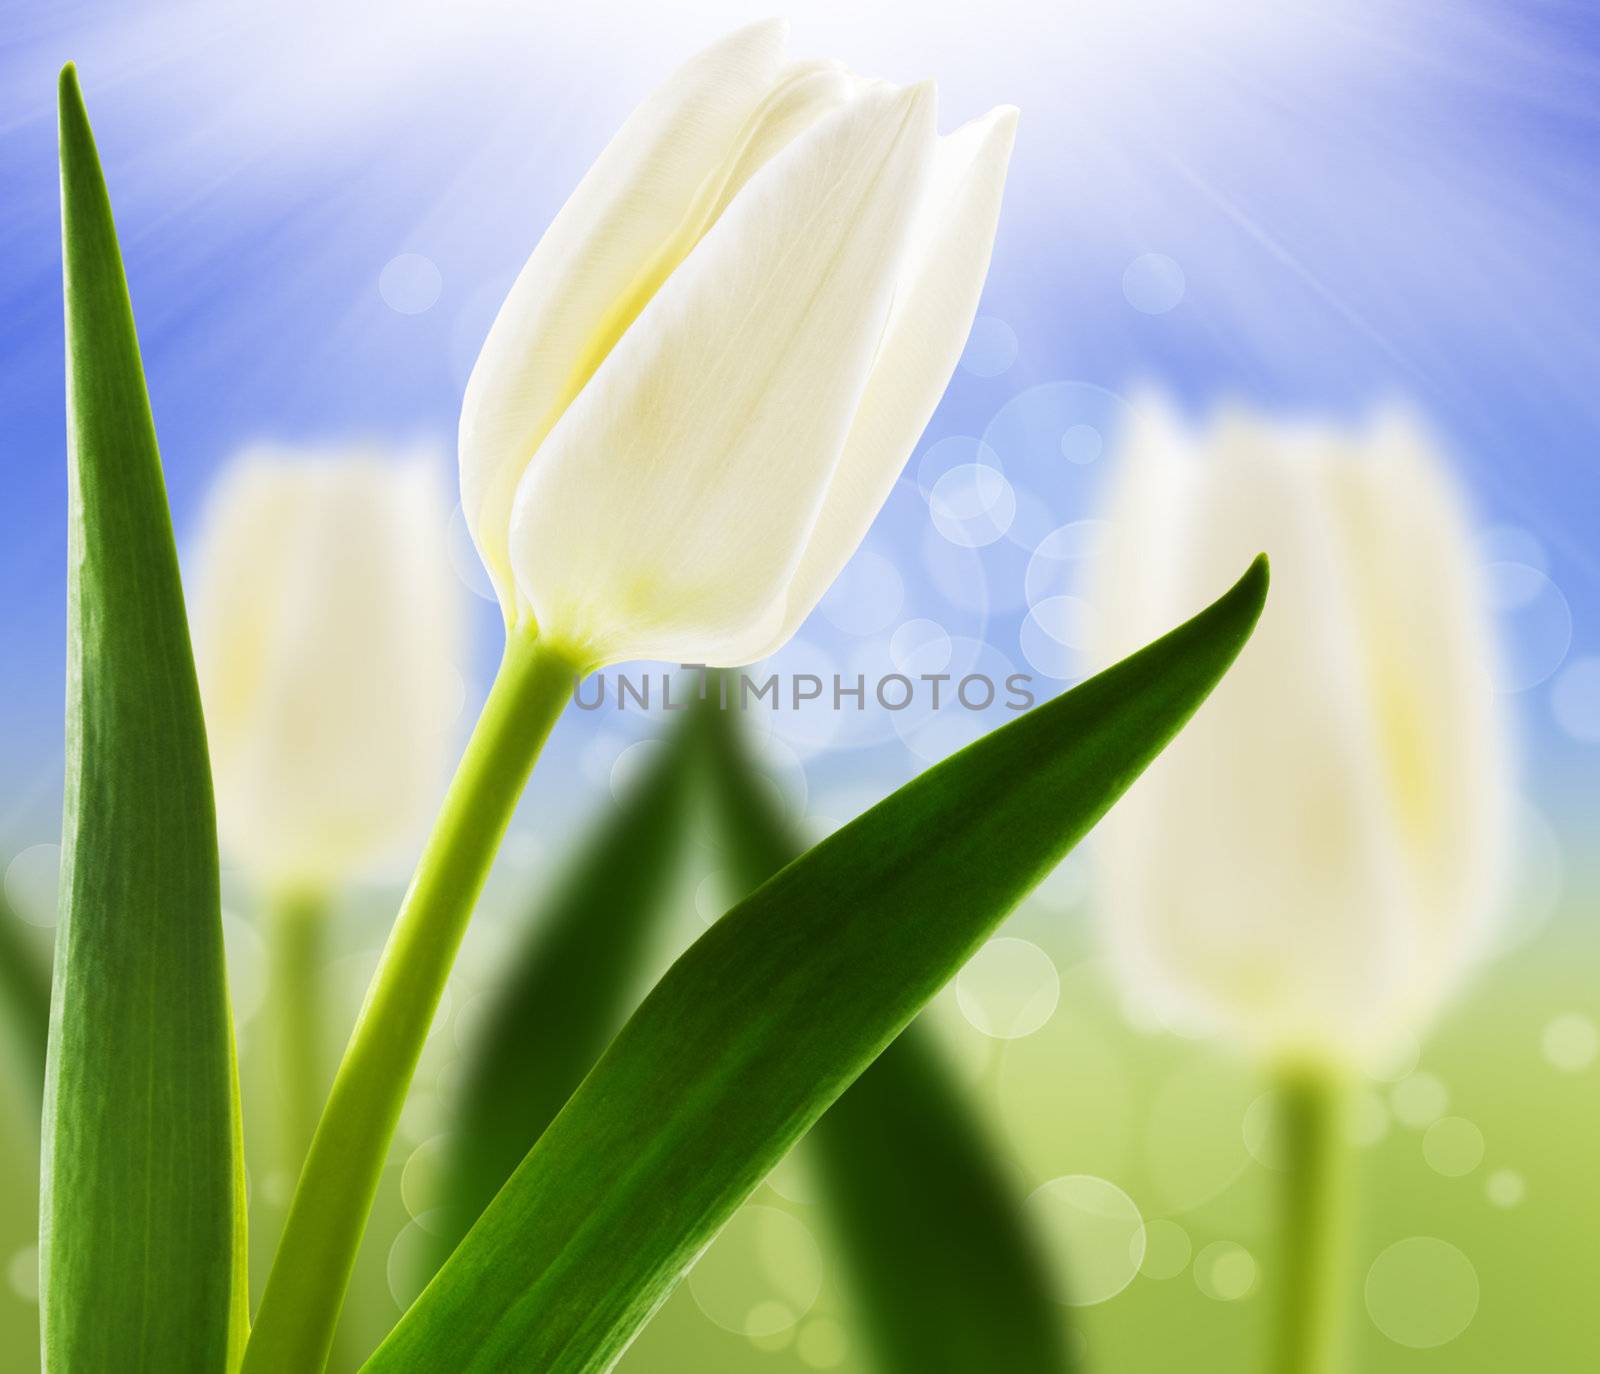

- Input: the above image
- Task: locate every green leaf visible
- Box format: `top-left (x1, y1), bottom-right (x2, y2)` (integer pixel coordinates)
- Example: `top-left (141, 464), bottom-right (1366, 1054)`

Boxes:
top-left (428, 715), bottom-right (698, 1269)
top-left (43, 65), bottom-right (245, 1373)
top-left (363, 555), bottom-right (1268, 1374)
top-left (699, 688), bottom-right (1076, 1372)
top-left (0, 891), bottom-right (51, 1124)
top-left (808, 1031), bottom-right (1074, 1370)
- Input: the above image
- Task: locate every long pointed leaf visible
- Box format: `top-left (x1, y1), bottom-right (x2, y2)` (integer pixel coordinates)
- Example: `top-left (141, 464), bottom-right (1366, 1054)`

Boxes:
top-left (364, 555), bottom-right (1267, 1373)
top-left (42, 65), bottom-right (244, 1372)
top-left (699, 690), bottom-right (1075, 1372)
top-left (430, 718), bottom-right (698, 1269)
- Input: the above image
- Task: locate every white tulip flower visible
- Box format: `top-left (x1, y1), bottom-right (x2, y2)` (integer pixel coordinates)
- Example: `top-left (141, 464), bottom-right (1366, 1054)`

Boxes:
top-left (460, 18), bottom-right (1018, 667)
top-left (246, 32), bottom-right (1020, 1363)
top-left (1089, 402), bottom-right (1510, 1065)
top-left (189, 446), bottom-right (464, 890)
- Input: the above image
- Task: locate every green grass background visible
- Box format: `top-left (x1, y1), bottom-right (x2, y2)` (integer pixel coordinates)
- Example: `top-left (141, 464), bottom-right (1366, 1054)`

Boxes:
top-left (1, 850), bottom-right (1594, 1371)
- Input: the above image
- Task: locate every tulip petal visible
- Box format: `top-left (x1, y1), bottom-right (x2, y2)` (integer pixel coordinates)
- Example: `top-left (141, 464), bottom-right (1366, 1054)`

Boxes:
top-left (1324, 413), bottom-right (1509, 1023)
top-left (191, 450), bottom-right (462, 884)
top-left (708, 59), bottom-right (871, 220)
top-left (759, 104), bottom-right (1019, 654)
top-left (461, 20), bottom-right (791, 615)
top-left (509, 81), bottom-right (938, 666)
top-left (1091, 410), bottom-right (1417, 1057)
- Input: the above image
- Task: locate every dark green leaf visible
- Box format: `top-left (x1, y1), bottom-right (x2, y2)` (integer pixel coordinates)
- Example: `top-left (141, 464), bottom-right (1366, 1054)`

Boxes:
top-left (700, 686), bottom-right (1076, 1372)
top-left (429, 716), bottom-right (698, 1269)
top-left (808, 1031), bottom-right (1073, 1371)
top-left (43, 65), bottom-right (245, 1372)
top-left (363, 556), bottom-right (1268, 1374)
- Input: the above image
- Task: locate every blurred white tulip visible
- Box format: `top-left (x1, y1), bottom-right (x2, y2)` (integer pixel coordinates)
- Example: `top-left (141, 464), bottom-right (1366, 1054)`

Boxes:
top-left (189, 446), bottom-right (465, 889)
top-left (1089, 402), bottom-right (1510, 1064)
top-left (461, 18), bottom-right (1018, 667)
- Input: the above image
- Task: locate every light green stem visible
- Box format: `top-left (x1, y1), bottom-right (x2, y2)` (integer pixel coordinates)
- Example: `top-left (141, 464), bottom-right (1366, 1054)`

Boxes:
top-left (1273, 1064), bottom-right (1350, 1374)
top-left (242, 632), bottom-right (579, 1374)
top-left (268, 889), bottom-right (327, 1194)
top-left (264, 889), bottom-right (360, 1373)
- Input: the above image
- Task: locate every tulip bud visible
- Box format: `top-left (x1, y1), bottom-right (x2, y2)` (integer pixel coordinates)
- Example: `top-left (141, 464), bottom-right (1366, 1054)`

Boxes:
top-left (1088, 402), bottom-right (1510, 1063)
top-left (461, 19), bottom-right (1018, 667)
top-left (189, 446), bottom-right (465, 889)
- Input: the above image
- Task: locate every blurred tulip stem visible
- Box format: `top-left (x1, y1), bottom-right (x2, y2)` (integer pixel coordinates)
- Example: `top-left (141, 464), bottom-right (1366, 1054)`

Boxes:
top-left (1274, 1063), bottom-right (1351, 1374)
top-left (267, 890), bottom-right (328, 1205)
top-left (242, 629), bottom-right (582, 1374)
top-left (266, 888), bottom-right (363, 1371)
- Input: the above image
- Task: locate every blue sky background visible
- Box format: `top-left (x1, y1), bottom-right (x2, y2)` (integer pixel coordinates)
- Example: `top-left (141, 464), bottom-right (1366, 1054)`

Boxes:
top-left (2, 0), bottom-right (1598, 871)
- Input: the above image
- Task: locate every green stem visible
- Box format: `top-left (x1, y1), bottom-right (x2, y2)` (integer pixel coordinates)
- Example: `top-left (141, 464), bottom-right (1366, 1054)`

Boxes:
top-left (1273, 1064), bottom-right (1350, 1374)
top-left (242, 631), bottom-right (579, 1374)
top-left (264, 889), bottom-right (362, 1373)
top-left (268, 889), bottom-right (328, 1194)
